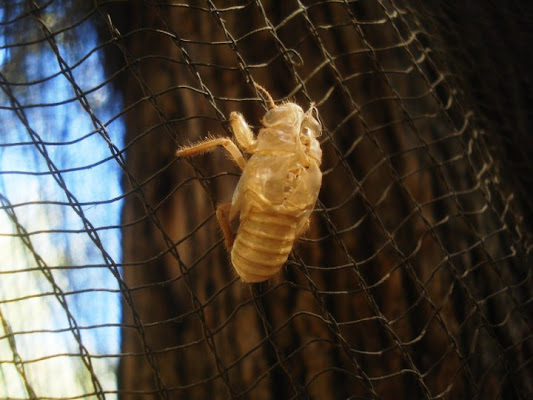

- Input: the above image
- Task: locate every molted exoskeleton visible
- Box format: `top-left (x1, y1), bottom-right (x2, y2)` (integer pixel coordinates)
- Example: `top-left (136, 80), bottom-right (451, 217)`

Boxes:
top-left (176, 84), bottom-right (322, 282)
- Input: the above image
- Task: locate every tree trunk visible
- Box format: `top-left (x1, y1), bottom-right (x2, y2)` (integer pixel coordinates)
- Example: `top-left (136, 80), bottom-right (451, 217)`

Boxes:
top-left (99, 1), bottom-right (532, 398)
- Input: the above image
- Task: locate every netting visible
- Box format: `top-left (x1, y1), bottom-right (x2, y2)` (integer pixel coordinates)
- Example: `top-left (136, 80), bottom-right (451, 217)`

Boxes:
top-left (0, 0), bottom-right (532, 399)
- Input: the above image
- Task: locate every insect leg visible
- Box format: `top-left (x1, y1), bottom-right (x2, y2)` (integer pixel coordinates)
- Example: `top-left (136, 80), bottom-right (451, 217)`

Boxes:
top-left (229, 111), bottom-right (256, 153)
top-left (176, 137), bottom-right (246, 170)
top-left (253, 82), bottom-right (276, 109)
top-left (216, 202), bottom-right (234, 250)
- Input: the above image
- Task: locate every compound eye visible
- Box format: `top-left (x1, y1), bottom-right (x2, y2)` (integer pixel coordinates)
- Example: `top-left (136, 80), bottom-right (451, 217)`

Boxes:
top-left (301, 115), bottom-right (321, 137)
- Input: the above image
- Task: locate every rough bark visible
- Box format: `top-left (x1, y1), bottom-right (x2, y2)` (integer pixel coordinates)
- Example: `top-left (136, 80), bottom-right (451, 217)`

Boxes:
top-left (98, 1), bottom-right (532, 398)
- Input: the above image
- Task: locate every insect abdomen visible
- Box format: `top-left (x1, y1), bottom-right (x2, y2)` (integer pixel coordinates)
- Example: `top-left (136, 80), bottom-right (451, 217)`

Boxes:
top-left (231, 208), bottom-right (300, 282)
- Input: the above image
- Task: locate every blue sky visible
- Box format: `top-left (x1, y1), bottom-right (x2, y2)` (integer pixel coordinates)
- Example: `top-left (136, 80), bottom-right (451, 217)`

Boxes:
top-left (0, 6), bottom-right (123, 397)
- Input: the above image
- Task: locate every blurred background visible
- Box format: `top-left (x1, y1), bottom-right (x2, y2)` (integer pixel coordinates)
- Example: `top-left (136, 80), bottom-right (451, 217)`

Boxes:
top-left (0, 1), bottom-right (531, 399)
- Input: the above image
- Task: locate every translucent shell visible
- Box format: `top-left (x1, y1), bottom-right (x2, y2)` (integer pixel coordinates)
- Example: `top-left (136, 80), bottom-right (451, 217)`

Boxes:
top-left (177, 87), bottom-right (322, 282)
top-left (228, 105), bottom-right (322, 282)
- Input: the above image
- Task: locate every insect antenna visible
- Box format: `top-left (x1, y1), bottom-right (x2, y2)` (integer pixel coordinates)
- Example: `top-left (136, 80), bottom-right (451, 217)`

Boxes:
top-left (253, 82), bottom-right (276, 109)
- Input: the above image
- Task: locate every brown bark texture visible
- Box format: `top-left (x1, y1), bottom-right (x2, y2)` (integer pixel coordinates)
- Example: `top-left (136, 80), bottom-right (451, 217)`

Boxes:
top-left (99, 1), bottom-right (532, 398)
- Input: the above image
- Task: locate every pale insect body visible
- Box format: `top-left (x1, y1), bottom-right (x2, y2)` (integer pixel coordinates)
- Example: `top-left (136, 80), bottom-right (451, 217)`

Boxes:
top-left (176, 84), bottom-right (322, 282)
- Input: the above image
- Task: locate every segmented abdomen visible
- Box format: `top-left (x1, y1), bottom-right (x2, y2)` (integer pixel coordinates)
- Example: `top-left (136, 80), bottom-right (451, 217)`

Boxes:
top-left (231, 208), bottom-right (300, 282)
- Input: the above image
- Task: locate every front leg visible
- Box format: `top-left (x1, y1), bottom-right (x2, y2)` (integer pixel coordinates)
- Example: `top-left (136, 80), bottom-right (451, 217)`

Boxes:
top-left (176, 137), bottom-right (246, 170)
top-left (230, 112), bottom-right (256, 153)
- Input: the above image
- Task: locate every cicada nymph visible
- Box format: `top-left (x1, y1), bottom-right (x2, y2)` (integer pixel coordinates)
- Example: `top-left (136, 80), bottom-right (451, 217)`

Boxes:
top-left (176, 84), bottom-right (322, 282)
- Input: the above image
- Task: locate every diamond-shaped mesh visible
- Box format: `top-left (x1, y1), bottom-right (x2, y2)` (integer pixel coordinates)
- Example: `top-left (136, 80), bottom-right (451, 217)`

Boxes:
top-left (0, 1), bottom-right (531, 399)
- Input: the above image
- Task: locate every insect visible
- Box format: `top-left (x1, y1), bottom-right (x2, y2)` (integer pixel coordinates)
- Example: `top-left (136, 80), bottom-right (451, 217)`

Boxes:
top-left (176, 84), bottom-right (322, 282)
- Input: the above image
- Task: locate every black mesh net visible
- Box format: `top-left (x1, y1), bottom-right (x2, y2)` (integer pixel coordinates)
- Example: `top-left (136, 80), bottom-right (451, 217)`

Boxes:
top-left (0, 1), bottom-right (531, 399)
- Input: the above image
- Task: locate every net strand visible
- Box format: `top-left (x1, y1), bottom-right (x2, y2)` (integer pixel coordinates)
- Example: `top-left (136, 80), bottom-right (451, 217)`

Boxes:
top-left (0, 0), bottom-right (531, 398)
